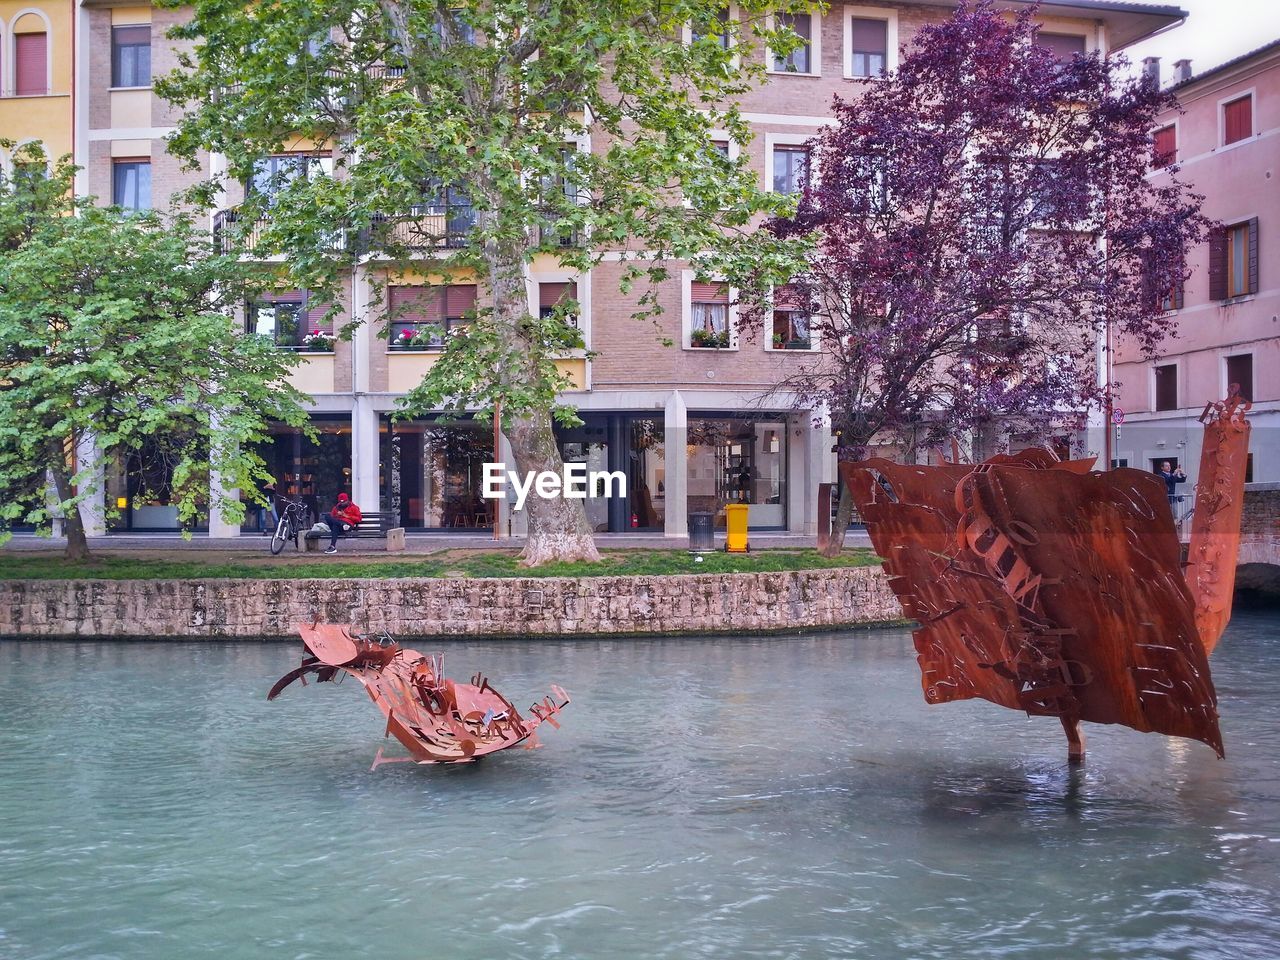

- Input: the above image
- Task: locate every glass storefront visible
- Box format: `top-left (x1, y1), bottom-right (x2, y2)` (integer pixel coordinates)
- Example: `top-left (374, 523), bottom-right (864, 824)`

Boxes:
top-left (241, 417), bottom-right (352, 532)
top-left (555, 415), bottom-right (665, 533)
top-left (688, 416), bottom-right (788, 529)
top-left (106, 435), bottom-right (209, 532)
top-left (381, 418), bottom-right (494, 530)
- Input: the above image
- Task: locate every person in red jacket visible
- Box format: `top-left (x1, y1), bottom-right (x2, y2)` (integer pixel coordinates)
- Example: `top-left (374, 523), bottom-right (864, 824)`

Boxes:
top-left (320, 493), bottom-right (362, 554)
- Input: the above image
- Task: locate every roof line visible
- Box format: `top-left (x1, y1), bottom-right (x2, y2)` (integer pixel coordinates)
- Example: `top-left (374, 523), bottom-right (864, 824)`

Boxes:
top-left (1170, 38), bottom-right (1280, 91)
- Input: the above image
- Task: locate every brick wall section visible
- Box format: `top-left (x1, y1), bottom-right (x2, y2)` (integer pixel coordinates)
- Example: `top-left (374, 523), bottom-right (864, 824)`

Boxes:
top-left (0, 566), bottom-right (903, 640)
top-left (1239, 486), bottom-right (1280, 566)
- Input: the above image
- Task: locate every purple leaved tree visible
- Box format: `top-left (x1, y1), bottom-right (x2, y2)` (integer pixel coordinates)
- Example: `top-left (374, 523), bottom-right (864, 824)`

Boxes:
top-left (766, 0), bottom-right (1210, 556)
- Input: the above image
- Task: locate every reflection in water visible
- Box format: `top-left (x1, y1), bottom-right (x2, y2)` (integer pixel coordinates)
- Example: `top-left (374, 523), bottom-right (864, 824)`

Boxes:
top-left (0, 613), bottom-right (1277, 960)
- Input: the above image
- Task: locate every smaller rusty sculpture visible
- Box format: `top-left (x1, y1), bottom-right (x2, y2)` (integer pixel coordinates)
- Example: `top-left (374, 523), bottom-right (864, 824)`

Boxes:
top-left (839, 390), bottom-right (1251, 763)
top-left (269, 622), bottom-right (569, 767)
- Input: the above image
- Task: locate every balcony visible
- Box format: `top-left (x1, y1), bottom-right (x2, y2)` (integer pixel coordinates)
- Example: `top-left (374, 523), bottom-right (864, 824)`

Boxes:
top-left (213, 203), bottom-right (476, 256)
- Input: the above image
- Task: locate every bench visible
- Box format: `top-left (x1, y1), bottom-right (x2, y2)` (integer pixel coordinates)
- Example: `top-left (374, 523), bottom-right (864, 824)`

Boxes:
top-left (305, 513), bottom-right (405, 551)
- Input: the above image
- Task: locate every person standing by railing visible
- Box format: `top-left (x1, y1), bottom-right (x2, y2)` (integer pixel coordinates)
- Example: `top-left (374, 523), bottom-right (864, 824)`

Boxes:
top-left (1157, 460), bottom-right (1187, 508)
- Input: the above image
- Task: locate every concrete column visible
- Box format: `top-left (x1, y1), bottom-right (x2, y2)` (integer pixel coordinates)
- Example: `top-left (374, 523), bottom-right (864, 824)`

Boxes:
top-left (351, 399), bottom-right (381, 509)
top-left (75, 433), bottom-right (107, 537)
top-left (500, 433), bottom-right (527, 538)
top-left (787, 415), bottom-right (808, 533)
top-left (663, 390), bottom-right (688, 538)
top-left (207, 472), bottom-right (242, 537)
top-left (798, 407), bottom-right (833, 536)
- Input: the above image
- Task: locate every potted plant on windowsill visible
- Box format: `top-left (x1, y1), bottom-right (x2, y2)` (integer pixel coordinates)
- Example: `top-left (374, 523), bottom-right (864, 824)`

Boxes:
top-left (392, 328), bottom-right (444, 351)
top-left (301, 329), bottom-right (334, 352)
top-left (772, 333), bottom-right (785, 349)
top-left (691, 328), bottom-right (730, 349)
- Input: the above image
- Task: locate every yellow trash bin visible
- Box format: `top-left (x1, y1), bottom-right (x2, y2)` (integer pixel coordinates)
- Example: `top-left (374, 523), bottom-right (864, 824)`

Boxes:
top-left (724, 503), bottom-right (749, 554)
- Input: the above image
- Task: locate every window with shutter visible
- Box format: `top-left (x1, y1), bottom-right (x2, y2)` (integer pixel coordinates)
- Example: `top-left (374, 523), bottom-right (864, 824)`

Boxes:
top-left (1225, 355), bottom-right (1253, 401)
top-left (15, 33), bottom-right (48, 96)
top-left (112, 25), bottom-right (151, 88)
top-left (849, 18), bottom-right (888, 77)
top-left (773, 13), bottom-right (812, 73)
top-left (1208, 229), bottom-right (1228, 301)
top-left (772, 285), bottom-right (813, 349)
top-left (1225, 221), bottom-right (1253, 298)
top-left (1152, 125), bottom-right (1176, 168)
top-left (1154, 364), bottom-right (1178, 411)
top-left (1223, 95), bottom-right (1252, 145)
top-left (248, 291), bottom-right (307, 347)
top-left (389, 285), bottom-right (476, 349)
top-left (539, 281), bottom-right (578, 325)
top-left (1039, 33), bottom-right (1086, 63)
top-left (689, 281), bottom-right (730, 346)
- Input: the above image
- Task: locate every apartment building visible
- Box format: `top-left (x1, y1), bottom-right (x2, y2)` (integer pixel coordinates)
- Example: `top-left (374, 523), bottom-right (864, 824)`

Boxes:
top-left (5, 0), bottom-right (1184, 538)
top-left (1115, 41), bottom-right (1280, 487)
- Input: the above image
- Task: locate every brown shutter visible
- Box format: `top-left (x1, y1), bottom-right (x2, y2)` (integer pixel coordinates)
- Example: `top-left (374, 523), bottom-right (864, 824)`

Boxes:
top-left (691, 282), bottom-right (728, 303)
top-left (850, 18), bottom-right (887, 54)
top-left (775, 284), bottom-right (805, 309)
top-left (1224, 96), bottom-right (1252, 144)
top-left (1040, 33), bottom-right (1086, 62)
top-left (15, 33), bottom-right (47, 96)
top-left (539, 281), bottom-right (573, 307)
top-left (114, 24), bottom-right (149, 45)
top-left (1153, 126), bottom-right (1176, 167)
top-left (1208, 229), bottom-right (1228, 301)
top-left (446, 284), bottom-right (477, 317)
top-left (1174, 277), bottom-right (1184, 311)
top-left (1248, 217), bottom-right (1259, 295)
top-left (302, 298), bottom-right (337, 334)
top-left (390, 285), bottom-right (443, 324)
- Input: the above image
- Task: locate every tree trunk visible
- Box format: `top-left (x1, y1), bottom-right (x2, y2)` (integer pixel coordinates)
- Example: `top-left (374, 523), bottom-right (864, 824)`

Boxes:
top-left (485, 242), bottom-right (599, 567)
top-left (505, 410), bottom-right (601, 566)
top-left (46, 437), bottom-right (91, 562)
top-left (820, 476), bottom-right (856, 558)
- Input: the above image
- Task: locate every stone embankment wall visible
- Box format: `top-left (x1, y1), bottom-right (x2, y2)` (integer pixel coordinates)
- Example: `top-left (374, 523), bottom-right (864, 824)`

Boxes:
top-left (0, 567), bottom-right (903, 640)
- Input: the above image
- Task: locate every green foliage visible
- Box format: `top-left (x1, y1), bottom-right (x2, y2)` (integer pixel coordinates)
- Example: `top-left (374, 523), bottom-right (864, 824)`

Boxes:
top-left (0, 145), bottom-right (312, 542)
top-left (0, 547), bottom-right (881, 580)
top-left (156, 0), bottom-right (814, 424)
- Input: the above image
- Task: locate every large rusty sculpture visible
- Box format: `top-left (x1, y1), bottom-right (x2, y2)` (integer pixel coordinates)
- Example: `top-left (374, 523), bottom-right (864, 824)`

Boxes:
top-left (269, 622), bottom-right (569, 767)
top-left (841, 390), bottom-right (1250, 763)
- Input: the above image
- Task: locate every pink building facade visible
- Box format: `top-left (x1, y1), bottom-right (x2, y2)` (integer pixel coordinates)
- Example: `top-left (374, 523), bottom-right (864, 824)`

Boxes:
top-left (1114, 40), bottom-right (1280, 489)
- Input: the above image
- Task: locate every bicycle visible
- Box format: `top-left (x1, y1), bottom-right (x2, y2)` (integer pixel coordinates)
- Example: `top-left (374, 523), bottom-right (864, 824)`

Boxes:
top-left (270, 497), bottom-right (311, 555)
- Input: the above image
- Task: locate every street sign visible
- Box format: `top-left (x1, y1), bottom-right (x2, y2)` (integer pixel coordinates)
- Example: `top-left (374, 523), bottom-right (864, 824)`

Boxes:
top-left (1112, 409), bottom-right (1125, 425)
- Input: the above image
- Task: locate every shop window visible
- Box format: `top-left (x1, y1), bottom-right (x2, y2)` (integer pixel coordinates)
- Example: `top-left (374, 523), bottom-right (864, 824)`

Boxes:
top-left (382, 420), bottom-right (494, 530)
top-left (112, 24), bottom-right (151, 88)
top-left (687, 417), bottom-right (787, 529)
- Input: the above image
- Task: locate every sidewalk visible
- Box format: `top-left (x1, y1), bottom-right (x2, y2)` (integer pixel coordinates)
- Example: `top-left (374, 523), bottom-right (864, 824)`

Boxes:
top-left (1, 530), bottom-right (873, 554)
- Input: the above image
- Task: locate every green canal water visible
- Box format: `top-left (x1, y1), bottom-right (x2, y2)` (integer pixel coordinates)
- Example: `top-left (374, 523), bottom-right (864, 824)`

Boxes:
top-left (1, 613), bottom-right (1278, 959)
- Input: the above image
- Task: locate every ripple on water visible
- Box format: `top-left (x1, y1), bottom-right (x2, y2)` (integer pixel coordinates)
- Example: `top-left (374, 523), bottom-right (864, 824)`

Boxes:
top-left (0, 614), bottom-right (1277, 960)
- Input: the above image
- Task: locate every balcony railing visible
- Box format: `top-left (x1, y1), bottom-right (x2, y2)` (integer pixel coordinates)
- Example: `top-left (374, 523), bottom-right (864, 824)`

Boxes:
top-left (214, 208), bottom-right (351, 256)
top-left (214, 204), bottom-right (476, 256)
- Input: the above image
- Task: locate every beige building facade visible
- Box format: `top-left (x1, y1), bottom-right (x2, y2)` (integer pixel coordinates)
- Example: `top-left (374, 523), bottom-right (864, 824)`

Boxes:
top-left (5, 0), bottom-right (1185, 538)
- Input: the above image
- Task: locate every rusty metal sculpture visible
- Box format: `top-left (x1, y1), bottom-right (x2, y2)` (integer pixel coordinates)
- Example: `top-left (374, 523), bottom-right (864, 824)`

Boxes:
top-left (840, 391), bottom-right (1250, 763)
top-left (269, 622), bottom-right (569, 767)
top-left (1187, 388), bottom-right (1252, 654)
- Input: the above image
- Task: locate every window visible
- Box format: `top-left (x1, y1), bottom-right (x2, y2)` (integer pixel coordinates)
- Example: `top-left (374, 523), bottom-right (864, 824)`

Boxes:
top-left (249, 293), bottom-right (307, 348)
top-left (1154, 363), bottom-right (1178, 411)
top-left (772, 13), bottom-right (813, 74)
top-left (1038, 32), bottom-right (1086, 62)
top-left (1210, 219), bottom-right (1258, 300)
top-left (112, 160), bottom-right (151, 211)
top-left (1223, 95), bottom-right (1252, 145)
top-left (772, 285), bottom-right (813, 349)
top-left (848, 17), bottom-right (887, 77)
top-left (772, 144), bottom-right (809, 194)
top-left (1153, 124), bottom-right (1176, 168)
top-left (111, 25), bottom-right (151, 87)
top-left (249, 154), bottom-right (331, 204)
top-left (1225, 354), bottom-right (1253, 402)
top-left (538, 281), bottom-right (579, 326)
top-left (15, 32), bottom-right (48, 96)
top-left (691, 7), bottom-right (731, 48)
top-left (689, 281), bottom-right (730, 348)
top-left (388, 284), bottom-right (477, 349)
